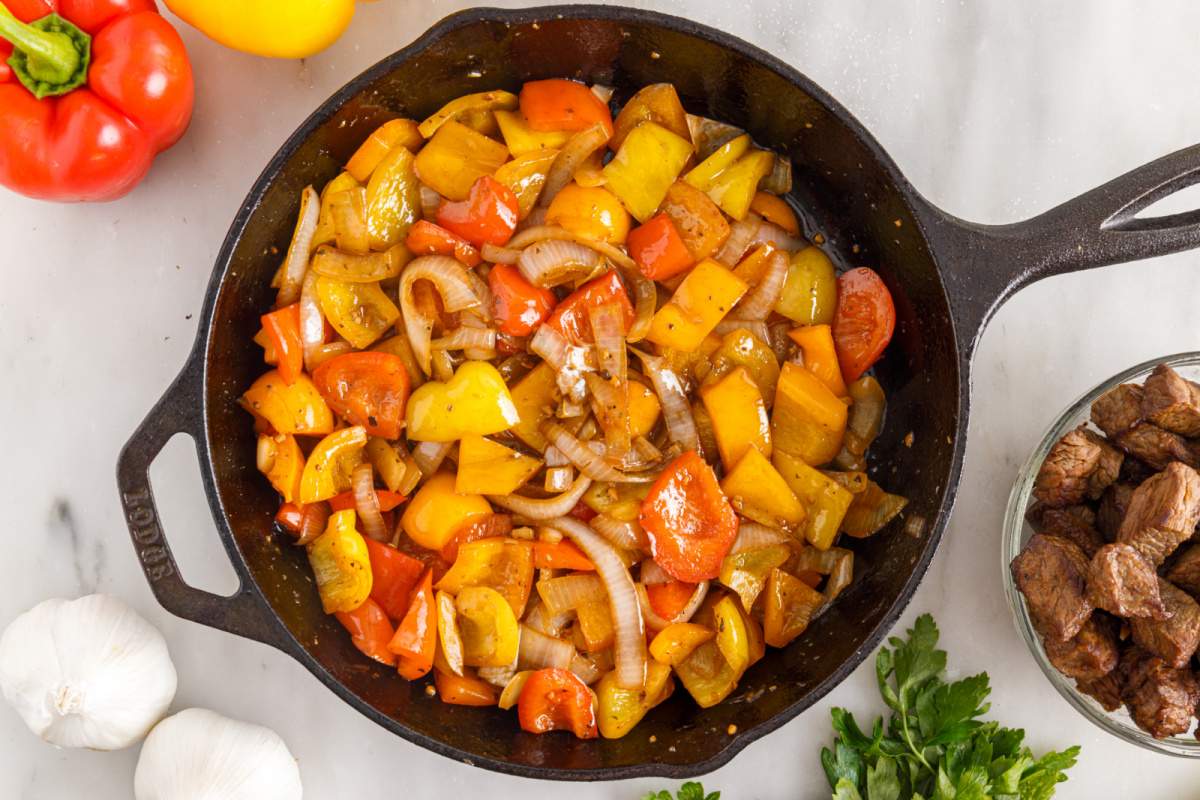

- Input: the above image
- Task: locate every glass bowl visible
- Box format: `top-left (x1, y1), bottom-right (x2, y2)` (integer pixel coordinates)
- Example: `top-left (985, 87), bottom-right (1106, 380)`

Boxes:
top-left (1001, 351), bottom-right (1200, 757)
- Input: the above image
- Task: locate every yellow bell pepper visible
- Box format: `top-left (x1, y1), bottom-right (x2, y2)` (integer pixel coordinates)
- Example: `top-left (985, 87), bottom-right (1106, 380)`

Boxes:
top-left (419, 91), bottom-right (519, 139)
top-left (165, 0), bottom-right (356, 60)
top-left (414, 120), bottom-right (509, 201)
top-left (545, 183), bottom-right (631, 245)
top-left (772, 450), bottom-right (853, 550)
top-left (400, 472), bottom-right (492, 551)
top-left (657, 332), bottom-right (723, 384)
top-left (257, 433), bottom-right (305, 503)
top-left (712, 595), bottom-right (750, 675)
top-left (308, 509), bottom-right (372, 613)
top-left (494, 149), bottom-right (558, 219)
top-left (507, 362), bottom-right (557, 451)
top-left (675, 637), bottom-right (740, 709)
top-left (741, 601), bottom-right (766, 667)
top-left (365, 145), bottom-right (420, 250)
top-left (596, 659), bottom-right (674, 739)
top-left (649, 622), bottom-right (714, 666)
top-left (788, 324), bottom-right (846, 396)
top-left (602, 121), bottom-right (694, 222)
top-left (299, 426), bottom-right (367, 504)
top-left (241, 370), bottom-right (333, 436)
top-left (405, 361), bottom-right (521, 442)
top-left (435, 537), bottom-right (535, 616)
top-left (701, 366), bottom-right (771, 470)
top-left (436, 590), bottom-right (465, 676)
top-left (684, 135), bottom-right (750, 189)
top-left (706, 327), bottom-right (781, 405)
top-left (575, 599), bottom-right (615, 653)
top-left (314, 276), bottom-right (400, 349)
top-left (364, 436), bottom-right (407, 494)
top-left (776, 246), bottom-right (837, 325)
top-left (772, 362), bottom-right (848, 467)
top-left (720, 447), bottom-right (805, 532)
top-left (313, 171), bottom-right (360, 248)
top-left (627, 380), bottom-right (661, 440)
top-left (495, 109), bottom-right (571, 155)
top-left (763, 567), bottom-right (823, 648)
top-left (456, 586), bottom-right (520, 668)
top-left (455, 435), bottom-right (542, 496)
top-left (346, 119), bottom-right (424, 183)
top-left (718, 544), bottom-right (792, 613)
top-left (684, 134), bottom-right (774, 220)
top-left (647, 259), bottom-right (748, 352)
top-left (582, 482), bottom-right (651, 522)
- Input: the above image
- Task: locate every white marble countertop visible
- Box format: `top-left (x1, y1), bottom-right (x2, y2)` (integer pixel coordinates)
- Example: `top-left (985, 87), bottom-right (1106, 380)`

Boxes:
top-left (4, 1), bottom-right (1200, 797)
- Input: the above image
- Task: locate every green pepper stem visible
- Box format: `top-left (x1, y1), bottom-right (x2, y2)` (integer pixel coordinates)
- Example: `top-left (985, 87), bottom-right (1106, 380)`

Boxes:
top-left (0, 2), bottom-right (89, 98)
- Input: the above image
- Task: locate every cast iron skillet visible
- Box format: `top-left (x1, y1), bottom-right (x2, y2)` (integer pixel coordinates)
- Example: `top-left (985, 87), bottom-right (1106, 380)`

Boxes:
top-left (117, 5), bottom-right (1200, 780)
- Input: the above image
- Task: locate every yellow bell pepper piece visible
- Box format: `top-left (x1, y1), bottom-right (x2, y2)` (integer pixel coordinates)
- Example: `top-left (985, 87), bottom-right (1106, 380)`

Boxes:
top-left (741, 601), bottom-right (766, 667)
top-left (712, 595), bottom-right (750, 676)
top-left (684, 134), bottom-right (751, 190)
top-left (299, 426), bottom-right (367, 504)
top-left (313, 171), bottom-right (360, 248)
top-left (242, 370), bottom-right (334, 436)
top-left (456, 586), bottom-right (520, 668)
top-left (657, 332), bottom-right (723, 384)
top-left (419, 91), bottom-right (519, 139)
top-left (314, 276), bottom-right (400, 349)
top-left (545, 183), bottom-right (631, 245)
top-left (455, 435), bottom-right (542, 496)
top-left (494, 149), bottom-right (558, 219)
top-left (684, 134), bottom-right (773, 220)
top-left (400, 472), bottom-right (492, 551)
top-left (647, 259), bottom-right (748, 352)
top-left (718, 544), bottom-right (792, 613)
top-left (414, 120), bottom-right (509, 201)
top-left (788, 324), bottom-right (847, 396)
top-left (308, 509), bottom-right (372, 613)
top-left (776, 246), bottom-right (837, 324)
top-left (346, 119), bottom-right (424, 183)
top-left (706, 327), bottom-right (780, 403)
top-left (164, 0), bottom-right (355, 60)
top-left (507, 362), bottom-right (557, 450)
top-left (675, 637), bottom-right (740, 709)
top-left (648, 622), bottom-right (714, 666)
top-left (365, 145), bottom-right (420, 250)
top-left (720, 447), bottom-right (805, 532)
top-left (582, 481), bottom-right (651, 522)
top-left (435, 538), bottom-right (535, 617)
top-left (495, 109), bottom-right (571, 155)
top-left (772, 450), bottom-right (854, 550)
top-left (602, 122), bottom-right (694, 222)
top-left (772, 362), bottom-right (848, 466)
top-left (364, 437), bottom-right (407, 494)
top-left (575, 599), bottom-right (615, 652)
top-left (257, 433), bottom-right (305, 503)
top-left (596, 659), bottom-right (674, 739)
top-left (405, 361), bottom-right (521, 442)
top-left (627, 380), bottom-right (661, 440)
top-left (701, 366), bottom-right (771, 470)
top-left (763, 567), bottom-right (823, 648)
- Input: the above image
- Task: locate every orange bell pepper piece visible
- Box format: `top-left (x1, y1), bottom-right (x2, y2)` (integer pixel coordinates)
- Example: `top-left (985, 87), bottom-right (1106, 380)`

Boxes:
top-left (749, 191), bottom-right (800, 236)
top-left (517, 667), bottom-right (598, 738)
top-left (787, 324), bottom-right (847, 397)
top-left (519, 79), bottom-right (613, 137)
top-left (436, 175), bottom-right (520, 247)
top-left (404, 220), bottom-right (481, 267)
top-left (389, 568), bottom-right (437, 679)
top-left (627, 213), bottom-right (693, 281)
top-left (489, 263), bottom-right (556, 336)
top-left (645, 580), bottom-right (697, 620)
top-left (435, 669), bottom-right (499, 706)
top-left (531, 540), bottom-right (595, 571)
top-left (260, 304), bottom-right (304, 385)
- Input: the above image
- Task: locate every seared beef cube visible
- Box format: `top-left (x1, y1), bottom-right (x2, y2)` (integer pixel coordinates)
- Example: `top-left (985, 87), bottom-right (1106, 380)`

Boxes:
top-left (1117, 462), bottom-right (1200, 565)
top-left (1114, 423), bottom-right (1198, 470)
top-left (1083, 430), bottom-right (1123, 500)
top-left (1166, 544), bottom-right (1200, 597)
top-left (1011, 533), bottom-right (1093, 641)
top-left (1033, 426), bottom-right (1103, 507)
top-left (1087, 543), bottom-right (1167, 618)
top-left (1077, 672), bottom-right (1123, 712)
top-left (1042, 614), bottom-right (1119, 680)
top-left (1092, 383), bottom-right (1144, 437)
top-left (1036, 506), bottom-right (1105, 558)
top-left (1096, 483), bottom-right (1136, 542)
top-left (1131, 580), bottom-right (1200, 668)
top-left (1142, 364), bottom-right (1200, 437)
top-left (1120, 647), bottom-right (1199, 738)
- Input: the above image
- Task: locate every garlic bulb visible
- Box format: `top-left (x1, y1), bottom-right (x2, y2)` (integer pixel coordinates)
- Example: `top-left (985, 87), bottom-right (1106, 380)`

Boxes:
top-left (0, 594), bottom-right (177, 750)
top-left (135, 708), bottom-right (303, 800)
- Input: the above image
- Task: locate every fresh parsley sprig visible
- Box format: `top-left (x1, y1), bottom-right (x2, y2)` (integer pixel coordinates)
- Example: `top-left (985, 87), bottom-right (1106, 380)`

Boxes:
top-left (642, 781), bottom-right (720, 800)
top-left (822, 614), bottom-right (1080, 800)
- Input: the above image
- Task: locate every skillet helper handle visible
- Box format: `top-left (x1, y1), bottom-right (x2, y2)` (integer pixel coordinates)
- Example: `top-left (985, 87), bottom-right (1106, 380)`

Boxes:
top-left (921, 142), bottom-right (1200, 351)
top-left (116, 347), bottom-right (292, 652)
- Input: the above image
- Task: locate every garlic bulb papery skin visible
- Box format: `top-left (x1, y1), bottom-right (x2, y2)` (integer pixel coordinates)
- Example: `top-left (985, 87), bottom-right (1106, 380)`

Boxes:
top-left (0, 594), bottom-right (177, 750)
top-left (135, 708), bottom-right (304, 800)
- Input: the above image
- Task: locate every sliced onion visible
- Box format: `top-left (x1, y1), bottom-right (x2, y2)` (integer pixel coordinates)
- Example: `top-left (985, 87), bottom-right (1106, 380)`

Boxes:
top-left (294, 502), bottom-right (329, 547)
top-left (585, 373), bottom-right (631, 462)
top-left (716, 217), bottom-right (804, 266)
top-left (548, 516), bottom-right (646, 689)
top-left (544, 445), bottom-right (568, 468)
top-left (633, 436), bottom-right (662, 463)
top-left (537, 573), bottom-right (606, 613)
top-left (399, 255), bottom-right (480, 375)
top-left (508, 225), bottom-right (637, 272)
top-left (524, 599), bottom-right (574, 638)
top-left (518, 625), bottom-right (575, 670)
top-left (631, 349), bottom-right (699, 453)
top-left (590, 84), bottom-right (615, 103)
top-left (330, 187), bottom-right (370, 255)
top-left (530, 325), bottom-right (593, 404)
top-left (430, 348), bottom-right (456, 382)
top-left (298, 270), bottom-right (326, 372)
top-left (762, 156), bottom-right (793, 195)
top-left (569, 652), bottom-right (604, 685)
top-left (639, 559), bottom-right (673, 586)
top-left (636, 581), bottom-right (709, 632)
top-left (793, 546), bottom-right (855, 615)
top-left (477, 661), bottom-right (518, 688)
top-left (276, 185), bottom-right (320, 306)
top-left (731, 522), bottom-right (791, 553)
top-left (352, 463), bottom-right (388, 542)
top-left (615, 263), bottom-right (656, 343)
top-left (517, 239), bottom-right (602, 288)
top-left (412, 440), bottom-right (452, 477)
top-left (543, 421), bottom-right (652, 483)
top-left (458, 314), bottom-right (497, 361)
top-left (545, 465), bottom-right (575, 492)
top-left (734, 249), bottom-right (788, 320)
top-left (431, 326), bottom-right (497, 351)
top-left (539, 122), bottom-right (610, 208)
top-left (589, 302), bottom-right (627, 381)
top-left (481, 242), bottom-right (521, 264)
top-left (419, 183), bottom-right (441, 218)
top-left (487, 473), bottom-right (593, 520)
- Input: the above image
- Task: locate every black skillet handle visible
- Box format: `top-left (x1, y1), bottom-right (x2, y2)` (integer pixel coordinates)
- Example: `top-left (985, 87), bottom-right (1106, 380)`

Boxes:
top-left (915, 142), bottom-right (1200, 356)
top-left (116, 345), bottom-right (293, 652)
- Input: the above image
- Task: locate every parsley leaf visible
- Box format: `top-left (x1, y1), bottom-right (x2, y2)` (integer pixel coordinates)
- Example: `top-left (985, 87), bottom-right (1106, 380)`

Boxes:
top-left (642, 782), bottom-right (719, 800)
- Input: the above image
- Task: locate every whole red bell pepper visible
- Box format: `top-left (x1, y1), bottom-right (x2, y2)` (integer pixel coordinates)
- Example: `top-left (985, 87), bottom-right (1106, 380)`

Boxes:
top-left (0, 0), bottom-right (193, 201)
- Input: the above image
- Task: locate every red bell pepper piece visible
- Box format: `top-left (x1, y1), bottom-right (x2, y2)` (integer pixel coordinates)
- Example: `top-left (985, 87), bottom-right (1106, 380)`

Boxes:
top-left (388, 568), bottom-right (436, 679)
top-left (517, 667), bottom-right (598, 738)
top-left (519, 79), bottom-right (613, 137)
top-left (628, 213), bottom-right (693, 281)
top-left (0, 0), bottom-right (194, 201)
top-left (328, 490), bottom-right (407, 514)
top-left (639, 450), bottom-right (739, 582)
top-left (335, 597), bottom-right (396, 666)
top-left (405, 220), bottom-right (481, 267)
top-left (275, 501), bottom-right (305, 533)
top-left (363, 537), bottom-right (424, 621)
top-left (312, 352), bottom-right (410, 440)
top-left (488, 263), bottom-right (556, 337)
top-left (545, 270), bottom-right (634, 344)
top-left (260, 304), bottom-right (303, 385)
top-left (436, 175), bottom-right (520, 247)
top-left (832, 267), bottom-right (896, 383)
top-left (531, 540), bottom-right (595, 572)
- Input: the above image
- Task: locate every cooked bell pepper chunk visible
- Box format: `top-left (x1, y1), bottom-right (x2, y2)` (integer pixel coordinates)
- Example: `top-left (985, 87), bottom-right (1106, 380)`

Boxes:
top-left (346, 119), bottom-right (424, 182)
top-left (436, 537), bottom-right (535, 617)
top-left (685, 134), bottom-right (750, 190)
top-left (456, 585), bottom-right (520, 668)
top-left (507, 362), bottom-right (558, 451)
top-left (257, 433), bottom-right (305, 504)
top-left (720, 447), bottom-right (805, 533)
top-left (404, 219), bottom-right (481, 267)
top-left (436, 175), bottom-right (520, 247)
top-left (495, 109), bottom-right (571, 155)
top-left (545, 270), bottom-right (635, 345)
top-left (314, 276), bottom-right (401, 349)
top-left (260, 304), bottom-right (303, 385)
top-left (435, 669), bottom-right (499, 706)
top-left (242, 370), bottom-right (334, 436)
top-left (627, 380), bottom-right (662, 440)
top-left (419, 90), bottom-right (518, 139)
top-left (519, 79), bottom-right (613, 137)
top-left (493, 148), bottom-right (558, 218)
top-left (308, 509), bottom-right (373, 613)
top-left (313, 171), bottom-right (361, 247)
top-left (299, 426), bottom-right (368, 504)
top-left (405, 361), bottom-right (521, 442)
top-left (776, 246), bottom-right (837, 324)
top-left (489, 263), bottom-right (557, 337)
top-left (701, 366), bottom-right (771, 470)
top-left (312, 352), bottom-right (410, 439)
top-left (602, 121), bottom-right (693, 222)
top-left (772, 362), bottom-right (848, 467)
top-left (788, 324), bottom-right (847, 397)
top-left (545, 183), bottom-right (631, 245)
top-left (362, 538), bottom-right (423, 620)
top-left (610, 83), bottom-right (690, 152)
top-left (645, 580), bottom-right (697, 620)
top-left (389, 568), bottom-right (436, 679)
top-left (596, 659), bottom-right (674, 739)
top-left (365, 144), bottom-right (420, 250)
top-left (649, 622), bottom-right (714, 666)
top-left (517, 667), bottom-right (598, 738)
top-left (627, 213), bottom-right (693, 281)
top-left (575, 599), bottom-right (615, 652)
top-left (763, 567), bottom-right (824, 647)
top-left (414, 120), bottom-right (509, 201)
top-left (772, 450), bottom-right (854, 550)
top-left (718, 544), bottom-right (792, 613)
top-left (712, 595), bottom-right (751, 675)
top-left (335, 597), bottom-right (396, 666)
top-left (531, 540), bottom-right (594, 572)
top-left (400, 472), bottom-right (493, 552)
top-left (832, 267), bottom-right (896, 383)
top-left (841, 478), bottom-right (908, 538)
top-left (674, 637), bottom-right (740, 709)
top-left (455, 434), bottom-right (542, 495)
top-left (310, 244), bottom-right (410, 284)
top-left (707, 327), bottom-right (780, 402)
top-left (275, 501), bottom-right (305, 533)
top-left (646, 259), bottom-right (748, 352)
top-left (684, 134), bottom-right (774, 221)
top-left (661, 181), bottom-right (731, 261)
top-left (639, 450), bottom-right (739, 582)
top-left (749, 191), bottom-right (800, 235)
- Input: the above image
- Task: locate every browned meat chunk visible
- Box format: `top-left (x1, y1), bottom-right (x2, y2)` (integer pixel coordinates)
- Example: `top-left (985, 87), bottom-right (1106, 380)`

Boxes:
top-left (1087, 543), bottom-right (1167, 618)
top-left (1120, 647), bottom-right (1199, 738)
top-left (1011, 533), bottom-right (1093, 642)
top-left (1117, 462), bottom-right (1200, 565)
top-left (1076, 672), bottom-right (1123, 712)
top-left (1092, 383), bottom-right (1144, 437)
top-left (1033, 426), bottom-right (1103, 507)
top-left (1166, 544), bottom-right (1200, 598)
top-left (1114, 423), bottom-right (1198, 470)
top-left (1083, 430), bottom-right (1124, 500)
top-left (1131, 580), bottom-right (1200, 668)
top-left (1042, 614), bottom-right (1119, 680)
top-left (1096, 483), bottom-right (1136, 542)
top-left (1036, 506), bottom-right (1105, 558)
top-left (1142, 364), bottom-right (1200, 437)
